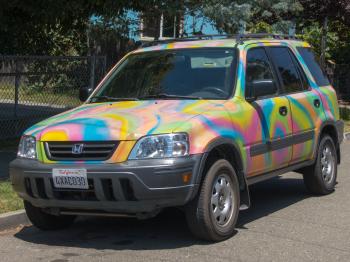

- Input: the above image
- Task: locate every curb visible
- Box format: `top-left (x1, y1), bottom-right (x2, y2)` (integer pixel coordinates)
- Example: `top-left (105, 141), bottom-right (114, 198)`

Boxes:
top-left (0, 210), bottom-right (30, 231)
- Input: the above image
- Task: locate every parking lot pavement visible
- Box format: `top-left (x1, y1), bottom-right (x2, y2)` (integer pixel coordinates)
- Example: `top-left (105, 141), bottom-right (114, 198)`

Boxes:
top-left (0, 141), bottom-right (349, 262)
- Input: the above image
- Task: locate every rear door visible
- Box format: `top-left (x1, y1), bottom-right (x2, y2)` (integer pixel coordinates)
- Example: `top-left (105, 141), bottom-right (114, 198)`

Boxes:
top-left (267, 46), bottom-right (324, 164)
top-left (245, 47), bottom-right (293, 176)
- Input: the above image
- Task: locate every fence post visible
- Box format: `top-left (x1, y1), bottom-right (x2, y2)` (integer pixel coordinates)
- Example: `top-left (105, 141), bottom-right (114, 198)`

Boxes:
top-left (14, 59), bottom-right (20, 118)
top-left (89, 55), bottom-right (96, 90)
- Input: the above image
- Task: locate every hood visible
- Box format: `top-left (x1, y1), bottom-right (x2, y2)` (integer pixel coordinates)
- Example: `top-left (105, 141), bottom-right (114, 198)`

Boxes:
top-left (25, 100), bottom-right (223, 141)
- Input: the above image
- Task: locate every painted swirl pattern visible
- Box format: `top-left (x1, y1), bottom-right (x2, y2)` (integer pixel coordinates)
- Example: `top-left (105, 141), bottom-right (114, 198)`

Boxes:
top-left (23, 39), bottom-right (339, 177)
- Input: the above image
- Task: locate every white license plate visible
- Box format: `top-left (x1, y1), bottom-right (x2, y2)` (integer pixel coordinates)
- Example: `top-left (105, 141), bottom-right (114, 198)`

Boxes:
top-left (52, 169), bottom-right (88, 189)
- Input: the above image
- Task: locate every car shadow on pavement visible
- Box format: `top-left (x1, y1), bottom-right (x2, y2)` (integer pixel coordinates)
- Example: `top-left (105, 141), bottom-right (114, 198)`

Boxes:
top-left (14, 174), bottom-right (310, 250)
top-left (237, 174), bottom-right (310, 227)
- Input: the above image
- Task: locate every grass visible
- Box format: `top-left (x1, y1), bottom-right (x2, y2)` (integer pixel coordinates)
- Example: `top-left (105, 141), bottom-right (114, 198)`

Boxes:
top-left (0, 86), bottom-right (80, 108)
top-left (344, 120), bottom-right (350, 133)
top-left (0, 180), bottom-right (23, 214)
top-left (340, 107), bottom-right (350, 133)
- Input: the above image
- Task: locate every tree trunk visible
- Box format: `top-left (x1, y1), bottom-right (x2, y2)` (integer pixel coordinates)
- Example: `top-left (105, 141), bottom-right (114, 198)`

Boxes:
top-left (320, 16), bottom-right (328, 70)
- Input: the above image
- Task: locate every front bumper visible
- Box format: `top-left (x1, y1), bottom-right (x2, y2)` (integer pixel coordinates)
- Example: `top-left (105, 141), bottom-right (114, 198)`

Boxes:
top-left (10, 155), bottom-right (203, 214)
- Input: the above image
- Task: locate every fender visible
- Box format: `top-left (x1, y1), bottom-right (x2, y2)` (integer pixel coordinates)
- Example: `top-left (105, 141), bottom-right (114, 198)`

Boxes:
top-left (317, 120), bottom-right (343, 164)
top-left (193, 137), bottom-right (251, 210)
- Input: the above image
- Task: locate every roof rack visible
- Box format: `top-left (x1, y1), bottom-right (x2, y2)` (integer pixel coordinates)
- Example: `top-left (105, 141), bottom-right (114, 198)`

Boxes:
top-left (139, 33), bottom-right (300, 48)
top-left (139, 34), bottom-right (234, 48)
top-left (235, 33), bottom-right (299, 44)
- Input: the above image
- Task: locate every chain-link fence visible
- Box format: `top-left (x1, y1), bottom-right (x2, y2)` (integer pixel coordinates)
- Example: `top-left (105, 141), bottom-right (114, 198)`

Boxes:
top-left (0, 55), bottom-right (106, 140)
top-left (333, 64), bottom-right (350, 102)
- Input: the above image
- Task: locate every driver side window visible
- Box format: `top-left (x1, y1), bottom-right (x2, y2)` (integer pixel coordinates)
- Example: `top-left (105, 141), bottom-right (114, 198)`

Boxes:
top-left (245, 48), bottom-right (277, 99)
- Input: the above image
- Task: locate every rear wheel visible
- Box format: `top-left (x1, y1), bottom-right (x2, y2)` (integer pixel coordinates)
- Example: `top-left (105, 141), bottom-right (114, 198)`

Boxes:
top-left (303, 135), bottom-right (337, 195)
top-left (24, 201), bottom-right (76, 230)
top-left (185, 159), bottom-right (240, 241)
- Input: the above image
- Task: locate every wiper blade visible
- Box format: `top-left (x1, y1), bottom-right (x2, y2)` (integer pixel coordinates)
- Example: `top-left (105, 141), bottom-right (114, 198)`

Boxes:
top-left (138, 93), bottom-right (202, 100)
top-left (89, 96), bottom-right (139, 102)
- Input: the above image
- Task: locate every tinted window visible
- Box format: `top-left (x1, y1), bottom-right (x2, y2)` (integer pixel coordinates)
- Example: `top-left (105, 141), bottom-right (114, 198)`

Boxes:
top-left (290, 51), bottom-right (309, 90)
top-left (245, 48), bottom-right (277, 98)
top-left (93, 48), bottom-right (236, 100)
top-left (268, 47), bottom-right (304, 93)
top-left (297, 47), bottom-right (330, 86)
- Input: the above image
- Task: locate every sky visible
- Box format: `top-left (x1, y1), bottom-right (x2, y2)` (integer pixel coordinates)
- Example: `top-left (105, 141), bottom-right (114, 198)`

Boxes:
top-left (184, 15), bottom-right (219, 35)
top-left (127, 11), bottom-right (219, 40)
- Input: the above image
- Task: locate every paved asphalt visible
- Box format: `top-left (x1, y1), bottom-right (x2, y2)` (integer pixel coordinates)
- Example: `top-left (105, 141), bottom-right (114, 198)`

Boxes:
top-left (0, 141), bottom-right (349, 262)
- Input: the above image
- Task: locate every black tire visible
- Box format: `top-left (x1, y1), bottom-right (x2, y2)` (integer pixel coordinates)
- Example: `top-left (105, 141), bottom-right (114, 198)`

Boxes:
top-left (24, 201), bottom-right (76, 230)
top-left (185, 159), bottom-right (240, 241)
top-left (303, 135), bottom-right (337, 195)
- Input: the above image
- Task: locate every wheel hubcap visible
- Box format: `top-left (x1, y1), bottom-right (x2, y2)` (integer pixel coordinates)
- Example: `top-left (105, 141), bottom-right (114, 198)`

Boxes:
top-left (211, 174), bottom-right (234, 227)
top-left (321, 144), bottom-right (335, 184)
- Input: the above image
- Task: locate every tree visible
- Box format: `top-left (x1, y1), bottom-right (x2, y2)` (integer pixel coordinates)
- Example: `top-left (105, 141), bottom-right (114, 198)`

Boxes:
top-left (299, 0), bottom-right (350, 26)
top-left (187, 0), bottom-right (303, 34)
top-left (87, 15), bottom-right (134, 68)
top-left (185, 0), bottom-right (251, 34)
top-left (0, 0), bottom-right (140, 55)
top-left (299, 0), bottom-right (350, 67)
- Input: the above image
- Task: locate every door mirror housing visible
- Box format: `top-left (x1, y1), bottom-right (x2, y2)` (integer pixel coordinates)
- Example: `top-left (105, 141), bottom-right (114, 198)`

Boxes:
top-left (246, 80), bottom-right (277, 102)
top-left (79, 86), bottom-right (94, 102)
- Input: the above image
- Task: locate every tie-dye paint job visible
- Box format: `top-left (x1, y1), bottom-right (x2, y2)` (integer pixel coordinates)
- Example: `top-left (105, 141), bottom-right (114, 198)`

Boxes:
top-left (22, 38), bottom-right (340, 177)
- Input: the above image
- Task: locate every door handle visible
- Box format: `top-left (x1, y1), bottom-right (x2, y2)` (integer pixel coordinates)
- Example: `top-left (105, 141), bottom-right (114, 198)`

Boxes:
top-left (314, 99), bottom-right (321, 108)
top-left (279, 106), bottom-right (288, 116)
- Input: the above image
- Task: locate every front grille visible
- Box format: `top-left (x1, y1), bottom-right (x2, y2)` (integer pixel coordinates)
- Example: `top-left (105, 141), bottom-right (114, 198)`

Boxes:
top-left (45, 141), bottom-right (118, 161)
top-left (24, 176), bottom-right (138, 202)
top-left (51, 178), bottom-right (98, 201)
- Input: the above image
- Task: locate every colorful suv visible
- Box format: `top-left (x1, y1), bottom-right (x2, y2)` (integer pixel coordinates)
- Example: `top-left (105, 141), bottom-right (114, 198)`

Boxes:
top-left (10, 34), bottom-right (344, 241)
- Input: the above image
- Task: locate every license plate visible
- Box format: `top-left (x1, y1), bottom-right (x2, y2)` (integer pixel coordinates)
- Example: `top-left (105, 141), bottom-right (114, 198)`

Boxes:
top-left (52, 169), bottom-right (88, 189)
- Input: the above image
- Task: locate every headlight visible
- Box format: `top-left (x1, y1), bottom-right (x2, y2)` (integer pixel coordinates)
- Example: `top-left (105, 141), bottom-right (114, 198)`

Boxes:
top-left (17, 136), bottom-right (37, 159)
top-left (128, 133), bottom-right (189, 159)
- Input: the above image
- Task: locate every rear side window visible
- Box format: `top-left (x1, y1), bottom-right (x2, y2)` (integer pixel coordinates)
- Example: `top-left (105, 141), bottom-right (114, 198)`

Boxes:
top-left (268, 47), bottom-right (304, 93)
top-left (297, 47), bottom-right (330, 86)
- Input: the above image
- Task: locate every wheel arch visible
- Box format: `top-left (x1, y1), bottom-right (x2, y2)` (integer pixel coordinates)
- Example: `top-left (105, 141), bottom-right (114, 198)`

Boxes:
top-left (319, 121), bottom-right (341, 164)
top-left (194, 137), bottom-right (250, 209)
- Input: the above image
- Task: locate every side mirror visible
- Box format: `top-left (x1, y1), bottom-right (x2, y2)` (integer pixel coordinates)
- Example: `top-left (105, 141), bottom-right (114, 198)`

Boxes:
top-left (79, 86), bottom-right (93, 102)
top-left (246, 80), bottom-right (277, 102)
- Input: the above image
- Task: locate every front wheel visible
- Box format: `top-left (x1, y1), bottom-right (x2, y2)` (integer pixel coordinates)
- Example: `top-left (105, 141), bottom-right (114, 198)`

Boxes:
top-left (185, 159), bottom-right (240, 241)
top-left (24, 201), bottom-right (76, 230)
top-left (303, 135), bottom-right (337, 195)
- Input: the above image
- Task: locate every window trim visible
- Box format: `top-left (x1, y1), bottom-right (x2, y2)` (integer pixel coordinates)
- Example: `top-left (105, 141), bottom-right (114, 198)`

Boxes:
top-left (244, 46), bottom-right (282, 101)
top-left (287, 48), bottom-right (312, 93)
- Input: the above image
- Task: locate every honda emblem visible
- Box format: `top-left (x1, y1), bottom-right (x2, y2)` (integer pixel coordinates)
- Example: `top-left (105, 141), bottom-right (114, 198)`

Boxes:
top-left (72, 144), bottom-right (84, 154)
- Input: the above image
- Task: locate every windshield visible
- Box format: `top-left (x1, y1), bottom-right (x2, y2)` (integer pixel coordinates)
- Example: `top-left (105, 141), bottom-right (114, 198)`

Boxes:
top-left (91, 48), bottom-right (237, 102)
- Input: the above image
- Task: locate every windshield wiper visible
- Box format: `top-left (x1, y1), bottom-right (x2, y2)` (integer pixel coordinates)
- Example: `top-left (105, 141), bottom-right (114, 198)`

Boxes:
top-left (89, 96), bottom-right (139, 103)
top-left (138, 93), bottom-right (202, 100)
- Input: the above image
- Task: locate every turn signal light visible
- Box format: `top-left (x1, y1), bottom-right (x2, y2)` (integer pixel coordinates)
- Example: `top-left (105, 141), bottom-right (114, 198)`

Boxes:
top-left (182, 173), bottom-right (192, 184)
